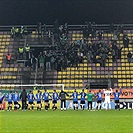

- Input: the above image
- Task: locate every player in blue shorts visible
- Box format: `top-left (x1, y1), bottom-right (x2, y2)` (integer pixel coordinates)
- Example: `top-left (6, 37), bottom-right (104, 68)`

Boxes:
top-left (80, 89), bottom-right (86, 110)
top-left (36, 90), bottom-right (42, 110)
top-left (13, 91), bottom-right (19, 111)
top-left (0, 92), bottom-right (5, 110)
top-left (112, 87), bottom-right (122, 110)
top-left (52, 90), bottom-right (58, 111)
top-left (42, 90), bottom-right (51, 111)
top-left (28, 90), bottom-right (35, 111)
top-left (7, 91), bottom-right (13, 111)
top-left (71, 89), bottom-right (79, 110)
top-left (96, 90), bottom-right (104, 110)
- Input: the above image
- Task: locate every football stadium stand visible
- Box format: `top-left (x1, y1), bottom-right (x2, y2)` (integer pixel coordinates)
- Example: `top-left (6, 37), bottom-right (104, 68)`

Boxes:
top-left (0, 23), bottom-right (133, 90)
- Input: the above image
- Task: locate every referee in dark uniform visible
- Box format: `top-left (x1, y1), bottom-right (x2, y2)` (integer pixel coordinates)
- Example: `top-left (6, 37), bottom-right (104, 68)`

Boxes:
top-left (20, 89), bottom-right (27, 111)
top-left (59, 89), bottom-right (69, 111)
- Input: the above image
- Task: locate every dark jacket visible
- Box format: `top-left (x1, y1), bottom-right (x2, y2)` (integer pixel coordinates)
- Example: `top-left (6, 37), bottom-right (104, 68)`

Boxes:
top-left (20, 90), bottom-right (27, 101)
top-left (59, 90), bottom-right (69, 100)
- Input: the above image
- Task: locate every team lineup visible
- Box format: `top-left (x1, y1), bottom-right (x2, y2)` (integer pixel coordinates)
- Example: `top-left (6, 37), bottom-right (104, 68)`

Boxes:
top-left (0, 87), bottom-right (122, 111)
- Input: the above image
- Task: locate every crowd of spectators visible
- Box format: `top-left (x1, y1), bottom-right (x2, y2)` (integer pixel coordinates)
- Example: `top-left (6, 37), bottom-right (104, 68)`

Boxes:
top-left (12, 22), bottom-right (132, 71)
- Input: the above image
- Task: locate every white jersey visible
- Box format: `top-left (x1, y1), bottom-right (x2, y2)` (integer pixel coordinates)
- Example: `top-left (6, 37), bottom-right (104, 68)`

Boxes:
top-left (104, 90), bottom-right (112, 101)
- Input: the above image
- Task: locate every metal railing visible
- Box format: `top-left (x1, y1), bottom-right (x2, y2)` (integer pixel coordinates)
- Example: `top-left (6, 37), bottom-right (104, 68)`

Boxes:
top-left (34, 58), bottom-right (38, 84)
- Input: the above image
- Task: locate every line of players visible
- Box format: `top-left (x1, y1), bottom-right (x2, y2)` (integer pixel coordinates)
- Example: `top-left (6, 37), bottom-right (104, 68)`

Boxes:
top-left (0, 87), bottom-right (122, 111)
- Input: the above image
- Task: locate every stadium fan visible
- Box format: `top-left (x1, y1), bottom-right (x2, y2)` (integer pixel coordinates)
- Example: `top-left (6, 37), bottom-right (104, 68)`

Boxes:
top-left (11, 27), bottom-right (15, 38)
top-left (59, 89), bottom-right (69, 111)
top-left (103, 88), bottom-right (113, 111)
top-left (86, 90), bottom-right (94, 111)
top-left (36, 90), bottom-right (42, 111)
top-left (123, 34), bottom-right (129, 48)
top-left (80, 89), bottom-right (86, 110)
top-left (95, 90), bottom-right (104, 110)
top-left (38, 52), bottom-right (44, 69)
top-left (28, 90), bottom-right (35, 111)
top-left (25, 44), bottom-right (30, 60)
top-left (127, 51), bottom-right (132, 63)
top-left (52, 90), bottom-right (59, 111)
top-left (18, 46), bottom-right (24, 60)
top-left (6, 53), bottom-right (11, 64)
top-left (7, 91), bottom-right (13, 111)
top-left (0, 92), bottom-right (5, 110)
top-left (42, 90), bottom-right (51, 111)
top-left (70, 89), bottom-right (79, 110)
top-left (112, 87), bottom-right (122, 110)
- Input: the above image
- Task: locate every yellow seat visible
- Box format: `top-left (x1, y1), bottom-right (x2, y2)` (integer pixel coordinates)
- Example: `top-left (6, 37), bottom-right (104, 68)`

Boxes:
top-left (108, 34), bottom-right (113, 37)
top-left (14, 68), bottom-right (18, 71)
top-left (6, 42), bottom-right (10, 45)
top-left (125, 63), bottom-right (130, 66)
top-left (84, 63), bottom-right (88, 67)
top-left (79, 63), bottom-right (83, 67)
top-left (96, 75), bottom-right (100, 78)
top-left (122, 83), bottom-right (126, 87)
top-left (118, 83), bottom-right (122, 87)
top-left (70, 80), bottom-right (75, 83)
top-left (78, 84), bottom-right (83, 87)
top-left (5, 68), bottom-right (10, 71)
top-left (96, 63), bottom-right (100, 67)
top-left (75, 71), bottom-right (79, 74)
top-left (58, 72), bottom-right (62, 75)
top-left (79, 67), bottom-right (84, 70)
top-left (9, 68), bottom-right (14, 71)
top-left (67, 67), bottom-right (70, 70)
top-left (58, 75), bottom-right (62, 79)
top-left (62, 75), bottom-right (66, 78)
top-left (11, 76), bottom-right (16, 79)
top-left (83, 71), bottom-right (87, 74)
top-left (108, 63), bottom-right (112, 66)
top-left (71, 71), bottom-right (75, 75)
top-left (62, 71), bottom-right (66, 75)
top-left (58, 80), bottom-right (62, 83)
top-left (66, 71), bottom-right (71, 75)
top-left (125, 71), bottom-right (130, 74)
top-left (5, 49), bottom-right (8, 52)
top-left (1, 68), bottom-right (4, 71)
top-left (75, 84), bottom-right (79, 87)
top-left (117, 67), bottom-right (122, 70)
top-left (79, 71), bottom-right (83, 75)
top-left (121, 71), bottom-right (125, 74)
top-left (70, 84), bottom-right (75, 87)
top-left (122, 67), bottom-right (126, 70)
top-left (65, 84), bottom-right (70, 87)
top-left (118, 75), bottom-right (122, 78)
top-left (87, 67), bottom-right (91, 70)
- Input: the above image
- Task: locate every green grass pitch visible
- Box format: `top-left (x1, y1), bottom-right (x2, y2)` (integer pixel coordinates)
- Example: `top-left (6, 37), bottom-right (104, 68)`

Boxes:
top-left (0, 109), bottom-right (133, 133)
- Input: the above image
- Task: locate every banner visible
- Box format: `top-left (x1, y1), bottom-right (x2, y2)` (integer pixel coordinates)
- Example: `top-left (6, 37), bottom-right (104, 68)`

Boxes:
top-left (3, 101), bottom-right (133, 110)
top-left (66, 101), bottom-right (133, 109)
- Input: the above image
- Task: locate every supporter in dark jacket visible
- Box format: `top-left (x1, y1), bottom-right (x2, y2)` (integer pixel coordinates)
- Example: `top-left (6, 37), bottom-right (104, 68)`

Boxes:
top-left (20, 89), bottom-right (27, 111)
top-left (59, 89), bottom-right (69, 111)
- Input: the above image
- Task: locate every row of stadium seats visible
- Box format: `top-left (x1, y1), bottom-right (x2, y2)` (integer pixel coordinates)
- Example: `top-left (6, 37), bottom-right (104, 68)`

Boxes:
top-left (0, 67), bottom-right (18, 72)
top-left (0, 33), bottom-right (20, 86)
top-left (0, 75), bottom-right (17, 79)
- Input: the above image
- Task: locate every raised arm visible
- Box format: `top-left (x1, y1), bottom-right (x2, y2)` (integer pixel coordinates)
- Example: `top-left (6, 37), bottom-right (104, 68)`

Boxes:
top-left (119, 87), bottom-right (122, 94)
top-left (110, 88), bottom-right (113, 93)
